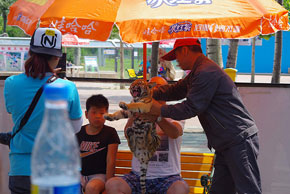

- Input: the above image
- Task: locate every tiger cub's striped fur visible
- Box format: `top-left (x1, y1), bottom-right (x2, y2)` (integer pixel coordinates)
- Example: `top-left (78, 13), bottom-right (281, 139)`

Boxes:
top-left (104, 79), bottom-right (160, 194)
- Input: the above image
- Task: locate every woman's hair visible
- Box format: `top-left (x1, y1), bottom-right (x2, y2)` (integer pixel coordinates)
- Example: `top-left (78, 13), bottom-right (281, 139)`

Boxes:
top-left (24, 50), bottom-right (54, 79)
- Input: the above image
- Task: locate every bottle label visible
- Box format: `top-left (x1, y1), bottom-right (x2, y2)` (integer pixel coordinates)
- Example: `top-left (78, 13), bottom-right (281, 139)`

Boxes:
top-left (32, 183), bottom-right (80, 194)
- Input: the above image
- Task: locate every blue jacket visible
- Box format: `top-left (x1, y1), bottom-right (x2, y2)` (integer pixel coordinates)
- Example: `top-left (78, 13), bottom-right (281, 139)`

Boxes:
top-left (153, 54), bottom-right (258, 151)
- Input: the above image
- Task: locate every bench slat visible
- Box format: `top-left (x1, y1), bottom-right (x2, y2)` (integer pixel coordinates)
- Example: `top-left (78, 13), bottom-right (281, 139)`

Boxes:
top-left (181, 171), bottom-right (211, 179)
top-left (181, 152), bottom-right (214, 157)
top-left (181, 156), bottom-right (214, 164)
top-left (183, 179), bottom-right (203, 187)
top-left (115, 168), bottom-right (131, 175)
top-left (181, 163), bottom-right (213, 171)
top-left (116, 151), bottom-right (133, 160)
top-left (116, 160), bottom-right (132, 167)
top-left (189, 186), bottom-right (205, 194)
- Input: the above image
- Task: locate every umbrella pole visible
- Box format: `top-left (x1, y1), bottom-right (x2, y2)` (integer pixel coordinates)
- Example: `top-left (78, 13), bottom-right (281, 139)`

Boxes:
top-left (143, 43), bottom-right (147, 80)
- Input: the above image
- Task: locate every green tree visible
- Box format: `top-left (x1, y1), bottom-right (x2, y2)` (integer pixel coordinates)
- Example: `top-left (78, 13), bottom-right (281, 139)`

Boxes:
top-left (271, 0), bottom-right (285, 83)
top-left (226, 39), bottom-right (239, 69)
top-left (0, 0), bottom-right (15, 33)
top-left (151, 42), bottom-right (159, 78)
top-left (258, 0), bottom-right (289, 83)
top-left (284, 0), bottom-right (290, 18)
top-left (0, 0), bottom-right (27, 37)
top-left (109, 25), bottom-right (120, 40)
top-left (206, 39), bottom-right (223, 68)
top-left (6, 26), bottom-right (28, 37)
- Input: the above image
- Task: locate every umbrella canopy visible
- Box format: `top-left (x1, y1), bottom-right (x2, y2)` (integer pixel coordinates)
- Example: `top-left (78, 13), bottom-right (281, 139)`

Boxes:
top-left (7, 0), bottom-right (118, 41)
top-left (7, 0), bottom-right (289, 43)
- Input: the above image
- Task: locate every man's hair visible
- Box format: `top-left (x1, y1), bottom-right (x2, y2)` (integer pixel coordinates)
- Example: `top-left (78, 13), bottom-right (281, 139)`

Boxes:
top-left (175, 44), bottom-right (202, 54)
top-left (86, 94), bottom-right (109, 111)
top-left (24, 50), bottom-right (54, 79)
top-left (187, 45), bottom-right (202, 53)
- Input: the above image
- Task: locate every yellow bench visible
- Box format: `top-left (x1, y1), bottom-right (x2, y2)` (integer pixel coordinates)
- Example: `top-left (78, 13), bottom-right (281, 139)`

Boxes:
top-left (126, 69), bottom-right (143, 79)
top-left (115, 150), bottom-right (215, 194)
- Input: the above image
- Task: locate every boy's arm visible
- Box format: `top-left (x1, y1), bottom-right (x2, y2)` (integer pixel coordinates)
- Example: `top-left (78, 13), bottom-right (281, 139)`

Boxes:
top-left (106, 143), bottom-right (119, 180)
top-left (157, 118), bottom-right (183, 139)
top-left (138, 113), bottom-right (183, 139)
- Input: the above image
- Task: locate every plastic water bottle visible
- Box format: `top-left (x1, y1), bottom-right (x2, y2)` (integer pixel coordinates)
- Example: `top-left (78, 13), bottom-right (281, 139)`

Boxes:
top-left (31, 83), bottom-right (81, 194)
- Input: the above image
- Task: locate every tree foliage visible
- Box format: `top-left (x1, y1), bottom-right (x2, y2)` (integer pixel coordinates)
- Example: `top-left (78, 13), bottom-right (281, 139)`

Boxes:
top-left (0, 0), bottom-right (28, 36)
top-left (109, 25), bottom-right (120, 40)
top-left (284, 0), bottom-right (290, 12)
top-left (0, 0), bottom-right (15, 32)
top-left (0, 0), bottom-right (15, 13)
top-left (0, 16), bottom-right (28, 36)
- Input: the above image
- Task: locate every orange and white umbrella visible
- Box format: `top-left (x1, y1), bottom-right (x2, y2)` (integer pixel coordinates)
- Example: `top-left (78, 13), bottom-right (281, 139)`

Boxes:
top-left (7, 0), bottom-right (289, 43)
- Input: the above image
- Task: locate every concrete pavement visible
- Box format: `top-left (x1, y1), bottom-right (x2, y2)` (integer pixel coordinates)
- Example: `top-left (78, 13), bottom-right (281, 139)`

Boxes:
top-left (235, 73), bottom-right (290, 84)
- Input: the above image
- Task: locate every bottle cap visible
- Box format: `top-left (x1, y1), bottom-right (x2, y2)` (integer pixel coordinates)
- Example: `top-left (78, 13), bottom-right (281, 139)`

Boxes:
top-left (44, 83), bottom-right (69, 100)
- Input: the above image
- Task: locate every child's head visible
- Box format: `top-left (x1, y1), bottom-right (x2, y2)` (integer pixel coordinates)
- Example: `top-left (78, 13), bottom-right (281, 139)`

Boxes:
top-left (85, 95), bottom-right (109, 129)
top-left (86, 94), bottom-right (109, 111)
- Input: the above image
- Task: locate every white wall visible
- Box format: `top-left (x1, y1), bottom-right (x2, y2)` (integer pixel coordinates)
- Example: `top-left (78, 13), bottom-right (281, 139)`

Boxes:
top-left (239, 86), bottom-right (290, 194)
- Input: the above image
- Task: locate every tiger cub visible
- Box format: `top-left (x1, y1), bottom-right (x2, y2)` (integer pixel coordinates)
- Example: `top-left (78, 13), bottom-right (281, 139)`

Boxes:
top-left (104, 79), bottom-right (160, 194)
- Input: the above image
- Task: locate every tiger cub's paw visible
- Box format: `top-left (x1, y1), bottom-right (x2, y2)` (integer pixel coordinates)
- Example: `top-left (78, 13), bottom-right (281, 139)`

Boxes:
top-left (103, 113), bottom-right (114, 121)
top-left (119, 102), bottom-right (128, 110)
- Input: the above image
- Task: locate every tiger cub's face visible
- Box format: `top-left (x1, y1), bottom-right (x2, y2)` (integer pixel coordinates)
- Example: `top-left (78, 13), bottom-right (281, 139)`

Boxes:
top-left (130, 79), bottom-right (156, 102)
